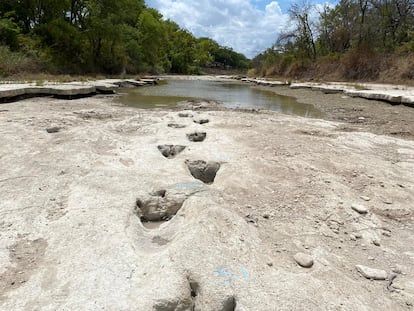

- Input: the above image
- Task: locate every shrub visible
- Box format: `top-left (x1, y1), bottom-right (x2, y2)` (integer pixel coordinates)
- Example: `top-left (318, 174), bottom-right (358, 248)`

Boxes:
top-left (340, 45), bottom-right (380, 80)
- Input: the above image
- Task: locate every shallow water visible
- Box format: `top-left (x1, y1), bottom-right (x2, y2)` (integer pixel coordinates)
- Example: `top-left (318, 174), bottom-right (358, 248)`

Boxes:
top-left (118, 79), bottom-right (322, 118)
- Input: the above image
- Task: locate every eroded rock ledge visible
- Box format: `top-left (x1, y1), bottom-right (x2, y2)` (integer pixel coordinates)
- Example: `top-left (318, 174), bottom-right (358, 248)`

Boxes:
top-left (0, 78), bottom-right (158, 103)
top-left (235, 77), bottom-right (414, 107)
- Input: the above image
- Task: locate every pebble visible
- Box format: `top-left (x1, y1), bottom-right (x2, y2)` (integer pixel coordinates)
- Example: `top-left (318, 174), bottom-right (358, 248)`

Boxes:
top-left (351, 203), bottom-right (368, 214)
top-left (360, 196), bottom-right (371, 201)
top-left (262, 214), bottom-right (270, 219)
top-left (356, 265), bottom-right (388, 280)
top-left (372, 239), bottom-right (381, 247)
top-left (382, 198), bottom-right (393, 205)
top-left (193, 119), bottom-right (209, 124)
top-left (267, 262), bottom-right (273, 267)
top-left (294, 252), bottom-right (314, 268)
top-left (46, 127), bottom-right (61, 133)
top-left (178, 113), bottom-right (193, 118)
top-left (350, 234), bottom-right (357, 241)
top-left (382, 231), bottom-right (392, 237)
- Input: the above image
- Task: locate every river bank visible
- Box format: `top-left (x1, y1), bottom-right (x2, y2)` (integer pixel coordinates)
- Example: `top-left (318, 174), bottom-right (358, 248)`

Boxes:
top-left (0, 79), bottom-right (413, 310)
top-left (256, 84), bottom-right (414, 140)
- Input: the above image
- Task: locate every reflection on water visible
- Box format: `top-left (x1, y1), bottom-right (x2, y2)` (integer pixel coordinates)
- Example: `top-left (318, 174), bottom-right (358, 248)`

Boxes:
top-left (118, 79), bottom-right (322, 118)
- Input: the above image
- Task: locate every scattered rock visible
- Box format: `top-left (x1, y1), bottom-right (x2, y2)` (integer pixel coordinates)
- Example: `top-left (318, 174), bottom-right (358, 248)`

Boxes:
top-left (356, 265), bottom-right (387, 280)
top-left (177, 99), bottom-right (220, 110)
top-left (381, 198), bottom-right (393, 205)
top-left (168, 123), bottom-right (186, 129)
top-left (187, 132), bottom-right (207, 142)
top-left (46, 127), bottom-right (61, 133)
top-left (294, 252), bottom-right (314, 268)
top-left (245, 214), bottom-right (258, 226)
top-left (193, 119), bottom-right (209, 124)
top-left (263, 214), bottom-right (270, 219)
top-left (178, 112), bottom-right (193, 118)
top-left (185, 160), bottom-right (220, 184)
top-left (372, 239), bottom-right (381, 247)
top-left (360, 196), bottom-right (371, 201)
top-left (267, 262), bottom-right (273, 267)
top-left (351, 203), bottom-right (368, 214)
top-left (157, 145), bottom-right (186, 159)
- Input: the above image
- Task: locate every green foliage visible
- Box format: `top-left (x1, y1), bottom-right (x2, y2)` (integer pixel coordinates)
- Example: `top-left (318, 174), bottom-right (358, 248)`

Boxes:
top-left (0, 0), bottom-right (249, 76)
top-left (0, 45), bottom-right (42, 76)
top-left (253, 0), bottom-right (414, 80)
top-left (0, 17), bottom-right (21, 49)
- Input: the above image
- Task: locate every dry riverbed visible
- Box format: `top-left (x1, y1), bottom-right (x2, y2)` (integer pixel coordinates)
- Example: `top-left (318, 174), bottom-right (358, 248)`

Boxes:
top-left (0, 86), bottom-right (413, 310)
top-left (256, 85), bottom-right (414, 140)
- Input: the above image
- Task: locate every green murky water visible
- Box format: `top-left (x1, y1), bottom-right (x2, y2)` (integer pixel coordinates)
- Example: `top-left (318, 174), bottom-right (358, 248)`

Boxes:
top-left (118, 79), bottom-right (322, 118)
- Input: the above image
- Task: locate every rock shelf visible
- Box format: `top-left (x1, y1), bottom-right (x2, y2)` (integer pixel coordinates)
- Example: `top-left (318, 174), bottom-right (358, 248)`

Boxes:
top-left (237, 77), bottom-right (414, 107)
top-left (0, 78), bottom-right (158, 103)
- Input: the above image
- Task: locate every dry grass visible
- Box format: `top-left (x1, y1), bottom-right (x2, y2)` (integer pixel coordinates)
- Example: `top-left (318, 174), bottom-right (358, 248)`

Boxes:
top-left (262, 49), bottom-right (414, 85)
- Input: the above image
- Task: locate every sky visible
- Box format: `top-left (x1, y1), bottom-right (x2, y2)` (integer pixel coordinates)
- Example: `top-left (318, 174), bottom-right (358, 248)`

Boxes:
top-left (145, 0), bottom-right (336, 58)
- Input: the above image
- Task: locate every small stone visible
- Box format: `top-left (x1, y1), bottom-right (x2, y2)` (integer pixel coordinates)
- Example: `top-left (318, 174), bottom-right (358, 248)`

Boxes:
top-left (350, 234), bottom-right (357, 241)
top-left (168, 123), bottom-right (186, 129)
top-left (351, 203), bottom-right (368, 214)
top-left (178, 113), bottom-right (193, 118)
top-left (294, 252), bottom-right (314, 268)
top-left (382, 231), bottom-right (392, 237)
top-left (245, 215), bottom-right (257, 225)
top-left (46, 127), bottom-right (61, 133)
top-left (193, 119), bottom-right (209, 124)
top-left (382, 198), bottom-right (393, 205)
top-left (360, 196), bottom-right (371, 201)
top-left (372, 239), bottom-right (381, 247)
top-left (263, 214), bottom-right (270, 219)
top-left (267, 262), bottom-right (273, 267)
top-left (355, 233), bottom-right (362, 239)
top-left (356, 265), bottom-right (387, 280)
top-left (368, 257), bottom-right (375, 261)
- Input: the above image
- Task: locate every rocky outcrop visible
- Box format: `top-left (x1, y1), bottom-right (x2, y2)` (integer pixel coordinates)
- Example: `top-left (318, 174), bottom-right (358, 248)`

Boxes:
top-left (0, 78), bottom-right (158, 103)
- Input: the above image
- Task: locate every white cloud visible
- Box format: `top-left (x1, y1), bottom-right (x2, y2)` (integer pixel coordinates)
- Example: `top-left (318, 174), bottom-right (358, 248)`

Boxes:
top-left (146, 0), bottom-right (289, 58)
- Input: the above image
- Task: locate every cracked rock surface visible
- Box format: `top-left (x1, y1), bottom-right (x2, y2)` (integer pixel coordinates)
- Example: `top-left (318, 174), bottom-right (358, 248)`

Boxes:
top-left (0, 95), bottom-right (413, 310)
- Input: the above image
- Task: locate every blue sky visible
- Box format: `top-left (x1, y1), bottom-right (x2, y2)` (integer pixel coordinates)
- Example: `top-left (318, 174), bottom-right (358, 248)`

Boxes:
top-left (146, 0), bottom-right (336, 58)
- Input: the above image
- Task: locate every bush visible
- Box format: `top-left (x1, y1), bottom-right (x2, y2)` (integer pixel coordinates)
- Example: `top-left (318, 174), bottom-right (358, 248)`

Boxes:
top-left (0, 45), bottom-right (43, 77)
top-left (340, 45), bottom-right (380, 80)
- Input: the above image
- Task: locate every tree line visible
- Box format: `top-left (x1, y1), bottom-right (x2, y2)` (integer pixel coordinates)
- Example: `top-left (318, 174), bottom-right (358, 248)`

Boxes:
top-left (0, 0), bottom-right (249, 76)
top-left (252, 0), bottom-right (414, 81)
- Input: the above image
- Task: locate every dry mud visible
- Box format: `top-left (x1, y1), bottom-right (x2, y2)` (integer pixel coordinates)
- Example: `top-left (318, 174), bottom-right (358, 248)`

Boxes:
top-left (0, 93), bottom-right (413, 310)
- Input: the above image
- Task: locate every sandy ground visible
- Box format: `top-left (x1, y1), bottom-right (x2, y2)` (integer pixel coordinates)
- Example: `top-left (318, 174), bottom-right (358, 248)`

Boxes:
top-left (0, 89), bottom-right (413, 310)
top-left (256, 85), bottom-right (414, 140)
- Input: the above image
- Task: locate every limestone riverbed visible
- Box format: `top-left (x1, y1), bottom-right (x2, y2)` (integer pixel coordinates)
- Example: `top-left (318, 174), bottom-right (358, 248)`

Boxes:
top-left (0, 84), bottom-right (413, 310)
